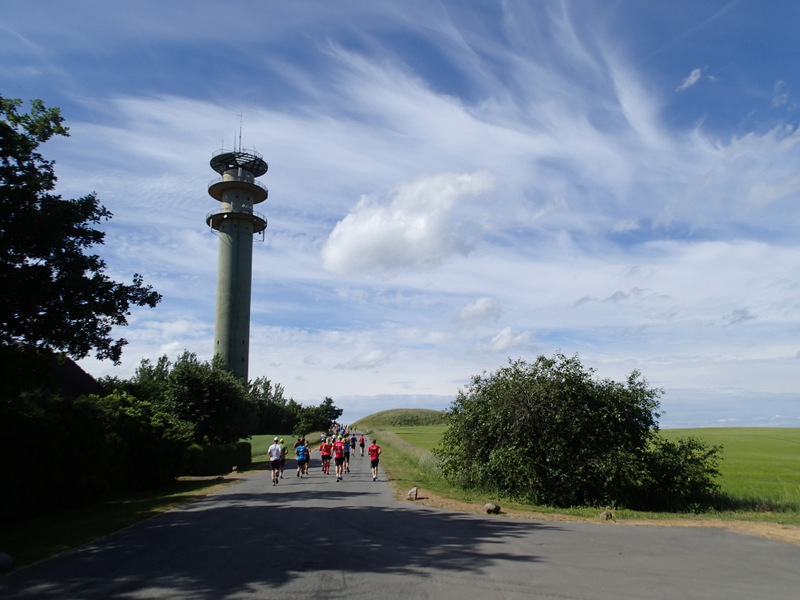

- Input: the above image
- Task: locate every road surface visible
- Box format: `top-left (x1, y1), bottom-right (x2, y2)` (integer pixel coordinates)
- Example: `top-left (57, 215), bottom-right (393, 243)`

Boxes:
top-left (2, 439), bottom-right (799, 599)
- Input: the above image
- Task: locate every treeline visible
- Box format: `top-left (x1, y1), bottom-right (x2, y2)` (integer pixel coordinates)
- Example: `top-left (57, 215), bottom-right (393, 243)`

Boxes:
top-left (0, 350), bottom-right (342, 519)
top-left (102, 351), bottom-right (342, 444)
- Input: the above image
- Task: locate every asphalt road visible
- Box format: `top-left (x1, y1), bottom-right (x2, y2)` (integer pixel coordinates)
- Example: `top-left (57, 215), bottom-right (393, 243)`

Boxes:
top-left (2, 440), bottom-right (800, 599)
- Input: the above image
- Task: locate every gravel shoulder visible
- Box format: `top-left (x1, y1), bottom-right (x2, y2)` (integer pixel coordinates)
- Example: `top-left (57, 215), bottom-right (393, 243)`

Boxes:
top-left (391, 484), bottom-right (800, 546)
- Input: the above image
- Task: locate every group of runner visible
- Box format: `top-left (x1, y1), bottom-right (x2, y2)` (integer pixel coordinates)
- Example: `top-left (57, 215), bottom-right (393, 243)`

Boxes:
top-left (267, 432), bottom-right (381, 485)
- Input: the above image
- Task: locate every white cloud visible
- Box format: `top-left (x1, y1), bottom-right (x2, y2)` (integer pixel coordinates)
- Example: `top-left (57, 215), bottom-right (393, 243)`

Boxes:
top-left (677, 68), bottom-right (704, 91)
top-left (454, 297), bottom-right (502, 326)
top-left (746, 172), bottom-right (800, 208)
top-left (474, 327), bottom-right (532, 354)
top-left (321, 171), bottom-right (495, 274)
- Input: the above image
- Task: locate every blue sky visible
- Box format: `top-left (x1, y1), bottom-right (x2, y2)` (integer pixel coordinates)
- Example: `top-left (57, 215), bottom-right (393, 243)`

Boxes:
top-left (3, 0), bottom-right (799, 427)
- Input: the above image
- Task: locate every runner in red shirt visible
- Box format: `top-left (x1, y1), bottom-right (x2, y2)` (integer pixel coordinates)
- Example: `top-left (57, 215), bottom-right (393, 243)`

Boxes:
top-left (319, 438), bottom-right (333, 475)
top-left (332, 436), bottom-right (346, 481)
top-left (367, 439), bottom-right (381, 481)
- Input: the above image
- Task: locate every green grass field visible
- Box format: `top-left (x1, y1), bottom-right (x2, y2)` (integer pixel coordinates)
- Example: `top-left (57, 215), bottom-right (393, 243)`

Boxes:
top-left (661, 428), bottom-right (800, 506)
top-left (355, 409), bottom-right (800, 522)
top-left (380, 425), bottom-right (446, 452)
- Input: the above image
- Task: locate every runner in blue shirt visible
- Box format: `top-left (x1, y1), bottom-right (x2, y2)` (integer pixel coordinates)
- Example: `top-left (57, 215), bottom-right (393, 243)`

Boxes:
top-left (296, 441), bottom-right (309, 478)
top-left (343, 437), bottom-right (352, 473)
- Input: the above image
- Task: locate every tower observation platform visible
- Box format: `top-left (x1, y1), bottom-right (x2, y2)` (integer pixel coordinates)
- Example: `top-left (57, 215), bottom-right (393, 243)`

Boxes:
top-left (206, 148), bottom-right (269, 381)
top-left (207, 149), bottom-right (269, 233)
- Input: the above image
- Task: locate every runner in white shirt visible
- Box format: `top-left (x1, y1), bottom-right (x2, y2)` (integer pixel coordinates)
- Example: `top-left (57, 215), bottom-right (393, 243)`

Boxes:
top-left (268, 437), bottom-right (283, 486)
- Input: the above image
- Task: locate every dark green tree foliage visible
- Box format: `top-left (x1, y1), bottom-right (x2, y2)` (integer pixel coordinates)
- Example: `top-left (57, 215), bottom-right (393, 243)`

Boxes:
top-left (0, 96), bottom-right (160, 368)
top-left (94, 391), bottom-right (193, 489)
top-left (436, 354), bottom-right (721, 510)
top-left (293, 396), bottom-right (344, 436)
top-left (100, 354), bottom-right (171, 406)
top-left (103, 353), bottom-right (343, 440)
top-left (250, 376), bottom-right (298, 433)
top-left (641, 435), bottom-right (722, 511)
top-left (0, 391), bottom-right (190, 518)
top-left (318, 396), bottom-right (345, 424)
top-left (249, 377), bottom-right (344, 436)
top-left (161, 352), bottom-right (256, 445)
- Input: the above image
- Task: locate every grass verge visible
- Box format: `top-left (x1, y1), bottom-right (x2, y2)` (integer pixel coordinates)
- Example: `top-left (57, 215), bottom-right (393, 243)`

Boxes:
top-left (358, 423), bottom-right (800, 535)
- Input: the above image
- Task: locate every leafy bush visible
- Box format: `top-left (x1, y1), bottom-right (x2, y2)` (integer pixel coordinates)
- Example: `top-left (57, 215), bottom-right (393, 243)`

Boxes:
top-left (435, 353), bottom-right (721, 511)
top-left (93, 391), bottom-right (193, 489)
top-left (0, 391), bottom-right (193, 519)
top-left (184, 441), bottom-right (251, 476)
top-left (0, 393), bottom-right (110, 517)
top-left (638, 435), bottom-right (722, 511)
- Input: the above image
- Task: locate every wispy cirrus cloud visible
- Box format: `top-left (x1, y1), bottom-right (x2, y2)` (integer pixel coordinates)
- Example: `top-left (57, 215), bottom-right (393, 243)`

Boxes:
top-left (677, 68), bottom-right (704, 91)
top-left (336, 350), bottom-right (392, 370)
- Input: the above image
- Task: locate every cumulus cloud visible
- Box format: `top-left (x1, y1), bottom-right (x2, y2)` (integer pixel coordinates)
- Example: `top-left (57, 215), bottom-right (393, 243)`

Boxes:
top-left (321, 171), bottom-right (495, 274)
top-left (474, 327), bottom-right (531, 354)
top-left (454, 297), bottom-right (502, 326)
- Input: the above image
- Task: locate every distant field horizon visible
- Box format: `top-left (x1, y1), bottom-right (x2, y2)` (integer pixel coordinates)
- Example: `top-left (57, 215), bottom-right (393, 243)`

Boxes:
top-left (348, 407), bottom-right (800, 430)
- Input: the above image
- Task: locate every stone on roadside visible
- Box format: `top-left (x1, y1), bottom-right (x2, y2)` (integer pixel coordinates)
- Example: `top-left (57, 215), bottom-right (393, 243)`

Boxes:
top-left (599, 508), bottom-right (616, 522)
top-left (407, 487), bottom-right (418, 500)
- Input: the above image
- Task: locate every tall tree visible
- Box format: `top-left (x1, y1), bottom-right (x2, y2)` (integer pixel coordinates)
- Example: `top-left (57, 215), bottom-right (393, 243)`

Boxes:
top-left (250, 376), bottom-right (298, 434)
top-left (162, 352), bottom-right (256, 445)
top-left (293, 397), bottom-right (344, 437)
top-left (0, 96), bottom-right (161, 368)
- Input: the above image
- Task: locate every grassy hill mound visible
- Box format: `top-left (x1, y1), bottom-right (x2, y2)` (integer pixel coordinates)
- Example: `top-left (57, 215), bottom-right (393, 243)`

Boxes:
top-left (353, 408), bottom-right (447, 429)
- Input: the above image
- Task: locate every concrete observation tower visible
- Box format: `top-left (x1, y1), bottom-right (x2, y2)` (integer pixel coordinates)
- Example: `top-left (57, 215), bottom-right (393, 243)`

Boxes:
top-left (206, 148), bottom-right (268, 381)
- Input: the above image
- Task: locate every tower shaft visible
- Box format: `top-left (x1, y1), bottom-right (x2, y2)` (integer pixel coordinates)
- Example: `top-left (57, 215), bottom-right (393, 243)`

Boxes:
top-left (213, 218), bottom-right (255, 381)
